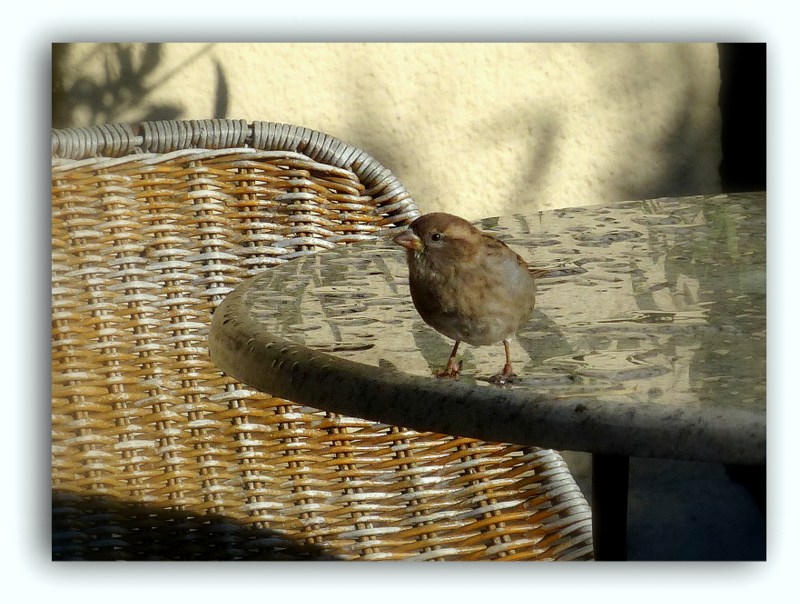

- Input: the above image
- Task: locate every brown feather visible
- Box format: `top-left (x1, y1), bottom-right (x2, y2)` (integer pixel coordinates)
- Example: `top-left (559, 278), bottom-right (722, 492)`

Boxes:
top-left (393, 212), bottom-right (553, 380)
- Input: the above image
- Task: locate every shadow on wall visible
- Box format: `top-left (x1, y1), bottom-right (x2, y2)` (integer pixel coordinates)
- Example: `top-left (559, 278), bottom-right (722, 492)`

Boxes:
top-left (336, 43), bottom-right (731, 214)
top-left (52, 43), bottom-right (229, 129)
top-left (51, 43), bottom-right (765, 208)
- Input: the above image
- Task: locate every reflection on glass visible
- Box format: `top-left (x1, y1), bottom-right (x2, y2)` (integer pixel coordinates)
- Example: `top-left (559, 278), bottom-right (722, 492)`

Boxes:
top-left (243, 193), bottom-right (765, 410)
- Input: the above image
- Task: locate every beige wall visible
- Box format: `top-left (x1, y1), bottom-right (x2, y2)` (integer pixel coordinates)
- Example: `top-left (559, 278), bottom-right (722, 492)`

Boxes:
top-left (53, 42), bottom-right (722, 219)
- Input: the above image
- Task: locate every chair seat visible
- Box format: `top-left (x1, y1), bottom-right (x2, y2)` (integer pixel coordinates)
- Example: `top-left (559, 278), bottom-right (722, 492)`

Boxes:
top-left (51, 119), bottom-right (593, 560)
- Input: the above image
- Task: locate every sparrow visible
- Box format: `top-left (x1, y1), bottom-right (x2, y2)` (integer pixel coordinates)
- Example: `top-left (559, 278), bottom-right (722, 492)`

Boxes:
top-left (393, 212), bottom-right (548, 384)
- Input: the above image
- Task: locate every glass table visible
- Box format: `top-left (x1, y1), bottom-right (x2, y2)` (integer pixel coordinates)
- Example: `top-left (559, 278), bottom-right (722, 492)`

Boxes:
top-left (209, 192), bottom-right (766, 559)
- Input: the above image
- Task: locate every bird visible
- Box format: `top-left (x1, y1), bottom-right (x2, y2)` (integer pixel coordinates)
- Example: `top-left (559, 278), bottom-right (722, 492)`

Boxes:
top-left (392, 212), bottom-right (548, 384)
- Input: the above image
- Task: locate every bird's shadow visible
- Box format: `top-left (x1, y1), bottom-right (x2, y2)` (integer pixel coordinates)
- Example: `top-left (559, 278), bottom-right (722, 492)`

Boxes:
top-left (409, 320), bottom-right (476, 379)
top-left (403, 309), bottom-right (572, 385)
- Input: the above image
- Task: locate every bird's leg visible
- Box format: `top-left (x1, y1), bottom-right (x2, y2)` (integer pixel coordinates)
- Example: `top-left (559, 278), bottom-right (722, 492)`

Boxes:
top-left (436, 340), bottom-right (462, 378)
top-left (488, 340), bottom-right (516, 385)
top-left (501, 339), bottom-right (515, 377)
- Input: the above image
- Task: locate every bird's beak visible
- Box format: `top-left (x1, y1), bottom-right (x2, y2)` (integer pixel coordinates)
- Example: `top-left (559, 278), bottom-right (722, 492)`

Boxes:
top-left (392, 229), bottom-right (423, 251)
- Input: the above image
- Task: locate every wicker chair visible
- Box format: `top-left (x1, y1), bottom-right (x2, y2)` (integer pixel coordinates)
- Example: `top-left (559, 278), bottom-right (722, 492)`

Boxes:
top-left (51, 119), bottom-right (593, 560)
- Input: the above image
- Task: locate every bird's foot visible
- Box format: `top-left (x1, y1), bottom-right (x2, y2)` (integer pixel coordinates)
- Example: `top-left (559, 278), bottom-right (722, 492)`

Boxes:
top-left (487, 363), bottom-right (517, 386)
top-left (486, 373), bottom-right (517, 386)
top-left (435, 358), bottom-right (462, 379)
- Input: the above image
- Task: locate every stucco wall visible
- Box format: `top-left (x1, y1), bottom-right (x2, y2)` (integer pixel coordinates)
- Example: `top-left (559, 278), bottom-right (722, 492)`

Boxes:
top-left (53, 42), bottom-right (722, 219)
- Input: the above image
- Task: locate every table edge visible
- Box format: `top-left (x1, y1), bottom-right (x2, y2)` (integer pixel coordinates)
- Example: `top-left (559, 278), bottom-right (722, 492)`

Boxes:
top-left (209, 277), bottom-right (766, 466)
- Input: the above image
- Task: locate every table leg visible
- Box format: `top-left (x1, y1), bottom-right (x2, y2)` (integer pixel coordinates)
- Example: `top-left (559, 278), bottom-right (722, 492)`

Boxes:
top-left (591, 453), bottom-right (630, 561)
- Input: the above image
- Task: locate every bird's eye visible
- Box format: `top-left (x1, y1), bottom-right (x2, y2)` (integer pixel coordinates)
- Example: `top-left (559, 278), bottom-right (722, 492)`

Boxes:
top-left (430, 233), bottom-right (443, 242)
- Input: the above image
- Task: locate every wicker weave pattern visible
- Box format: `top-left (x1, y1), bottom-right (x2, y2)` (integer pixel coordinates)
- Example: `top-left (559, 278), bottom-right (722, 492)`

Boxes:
top-left (51, 120), bottom-right (593, 560)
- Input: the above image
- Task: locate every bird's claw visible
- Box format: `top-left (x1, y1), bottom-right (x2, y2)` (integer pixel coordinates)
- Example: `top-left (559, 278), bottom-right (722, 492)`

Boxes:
top-left (486, 373), bottom-right (517, 386)
top-left (435, 358), bottom-right (462, 379)
top-left (487, 364), bottom-right (517, 386)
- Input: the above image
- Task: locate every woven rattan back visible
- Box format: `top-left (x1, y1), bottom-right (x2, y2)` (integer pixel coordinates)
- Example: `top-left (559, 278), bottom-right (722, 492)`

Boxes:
top-left (52, 119), bottom-right (593, 560)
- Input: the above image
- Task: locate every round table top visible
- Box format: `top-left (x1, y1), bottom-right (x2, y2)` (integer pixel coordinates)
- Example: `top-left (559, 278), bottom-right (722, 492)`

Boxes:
top-left (210, 192), bottom-right (766, 465)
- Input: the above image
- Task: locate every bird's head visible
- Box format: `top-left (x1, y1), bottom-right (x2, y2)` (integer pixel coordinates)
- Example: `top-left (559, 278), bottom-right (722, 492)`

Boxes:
top-left (392, 212), bottom-right (481, 266)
